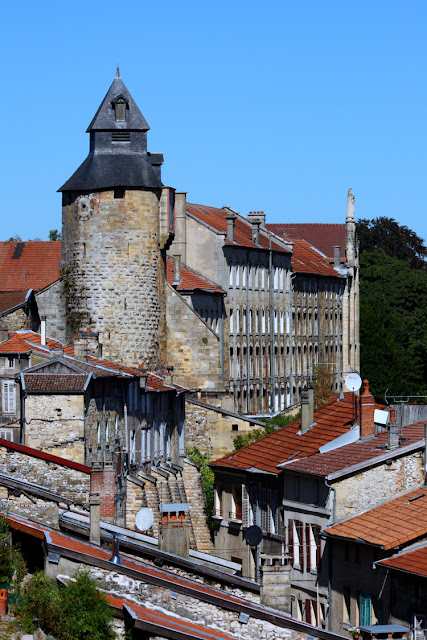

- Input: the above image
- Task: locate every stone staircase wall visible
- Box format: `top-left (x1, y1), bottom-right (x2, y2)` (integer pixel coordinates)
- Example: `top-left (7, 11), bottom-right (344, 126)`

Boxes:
top-left (182, 459), bottom-right (214, 553)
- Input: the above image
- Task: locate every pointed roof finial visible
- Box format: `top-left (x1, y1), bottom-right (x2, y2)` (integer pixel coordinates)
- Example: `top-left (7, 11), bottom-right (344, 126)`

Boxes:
top-left (116, 66), bottom-right (120, 78)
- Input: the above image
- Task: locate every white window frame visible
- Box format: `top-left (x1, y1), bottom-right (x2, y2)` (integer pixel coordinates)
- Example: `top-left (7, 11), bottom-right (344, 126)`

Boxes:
top-left (2, 381), bottom-right (16, 414)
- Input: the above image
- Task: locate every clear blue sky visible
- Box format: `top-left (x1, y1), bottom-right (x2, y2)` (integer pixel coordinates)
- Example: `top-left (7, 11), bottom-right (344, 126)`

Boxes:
top-left (2, 0), bottom-right (426, 243)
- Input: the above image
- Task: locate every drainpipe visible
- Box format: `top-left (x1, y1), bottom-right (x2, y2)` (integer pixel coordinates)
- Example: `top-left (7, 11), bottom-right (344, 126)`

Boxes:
top-left (325, 478), bottom-right (336, 631)
top-left (290, 273), bottom-right (296, 406)
top-left (338, 282), bottom-right (343, 398)
top-left (247, 253), bottom-right (251, 414)
top-left (19, 372), bottom-right (26, 445)
top-left (268, 235), bottom-right (275, 412)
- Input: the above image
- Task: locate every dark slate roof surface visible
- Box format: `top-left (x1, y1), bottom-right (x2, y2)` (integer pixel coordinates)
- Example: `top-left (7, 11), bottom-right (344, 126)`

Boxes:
top-left (24, 374), bottom-right (89, 392)
top-left (87, 71), bottom-right (150, 132)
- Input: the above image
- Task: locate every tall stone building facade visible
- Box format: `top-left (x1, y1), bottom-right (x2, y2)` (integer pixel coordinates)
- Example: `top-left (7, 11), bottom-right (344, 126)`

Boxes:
top-left (59, 70), bottom-right (173, 371)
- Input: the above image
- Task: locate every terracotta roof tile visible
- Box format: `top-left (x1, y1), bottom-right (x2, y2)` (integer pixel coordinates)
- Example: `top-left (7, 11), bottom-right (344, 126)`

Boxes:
top-left (166, 257), bottom-right (224, 294)
top-left (24, 374), bottom-right (88, 392)
top-left (291, 239), bottom-right (343, 278)
top-left (266, 223), bottom-right (347, 262)
top-left (284, 423), bottom-right (425, 477)
top-left (325, 486), bottom-right (427, 549)
top-left (0, 332), bottom-right (185, 393)
top-left (378, 545), bottom-right (427, 578)
top-left (211, 395), bottom-right (357, 474)
top-left (187, 204), bottom-right (291, 254)
top-left (0, 241), bottom-right (61, 292)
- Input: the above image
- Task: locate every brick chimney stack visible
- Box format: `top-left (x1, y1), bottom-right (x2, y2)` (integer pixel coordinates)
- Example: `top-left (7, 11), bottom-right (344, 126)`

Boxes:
top-left (226, 213), bottom-right (236, 242)
top-left (90, 461), bottom-right (115, 522)
top-left (359, 379), bottom-right (375, 439)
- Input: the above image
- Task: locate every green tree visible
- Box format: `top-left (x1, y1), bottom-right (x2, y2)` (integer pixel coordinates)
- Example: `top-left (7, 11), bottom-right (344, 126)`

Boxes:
top-left (48, 229), bottom-right (62, 241)
top-left (17, 570), bottom-right (114, 640)
top-left (357, 217), bottom-right (427, 270)
top-left (359, 249), bottom-right (427, 401)
top-left (186, 447), bottom-right (215, 528)
top-left (312, 363), bottom-right (335, 409)
top-left (232, 412), bottom-right (301, 451)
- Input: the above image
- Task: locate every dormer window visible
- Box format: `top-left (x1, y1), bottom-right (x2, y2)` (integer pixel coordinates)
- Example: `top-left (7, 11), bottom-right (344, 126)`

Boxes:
top-left (112, 95), bottom-right (128, 122)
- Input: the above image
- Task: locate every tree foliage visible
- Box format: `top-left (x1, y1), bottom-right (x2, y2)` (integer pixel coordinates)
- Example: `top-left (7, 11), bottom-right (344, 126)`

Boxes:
top-left (186, 447), bottom-right (215, 528)
top-left (48, 229), bottom-right (62, 241)
top-left (232, 412), bottom-right (301, 451)
top-left (313, 363), bottom-right (335, 409)
top-left (359, 249), bottom-right (427, 401)
top-left (357, 217), bottom-right (427, 270)
top-left (16, 570), bottom-right (114, 640)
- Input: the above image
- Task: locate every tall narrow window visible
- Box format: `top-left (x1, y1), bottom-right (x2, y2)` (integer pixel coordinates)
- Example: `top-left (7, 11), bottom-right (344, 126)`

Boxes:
top-left (2, 381), bottom-right (15, 414)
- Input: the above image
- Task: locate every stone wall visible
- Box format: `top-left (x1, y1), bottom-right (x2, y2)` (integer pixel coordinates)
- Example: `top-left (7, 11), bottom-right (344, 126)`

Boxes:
top-left (166, 285), bottom-right (222, 390)
top-left (61, 189), bottom-right (166, 372)
top-left (0, 444), bottom-right (89, 527)
top-left (334, 451), bottom-right (424, 520)
top-left (36, 279), bottom-right (67, 343)
top-left (0, 308), bottom-right (30, 341)
top-left (25, 394), bottom-right (85, 463)
top-left (185, 401), bottom-right (259, 459)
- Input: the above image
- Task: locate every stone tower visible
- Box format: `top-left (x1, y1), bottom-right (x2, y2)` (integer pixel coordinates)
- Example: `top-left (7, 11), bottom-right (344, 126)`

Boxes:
top-left (59, 70), bottom-right (174, 371)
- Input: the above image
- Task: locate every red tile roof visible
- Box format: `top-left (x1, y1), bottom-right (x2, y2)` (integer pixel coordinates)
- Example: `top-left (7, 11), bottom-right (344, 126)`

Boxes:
top-left (5, 512), bottom-right (329, 638)
top-left (212, 396), bottom-right (357, 474)
top-left (0, 291), bottom-right (29, 314)
top-left (324, 486), bottom-right (427, 550)
top-left (187, 204), bottom-right (291, 254)
top-left (0, 241), bottom-right (61, 292)
top-left (0, 438), bottom-right (90, 473)
top-left (284, 422), bottom-right (425, 478)
top-left (266, 223), bottom-right (347, 262)
top-left (24, 373), bottom-right (89, 392)
top-left (166, 257), bottom-right (224, 294)
top-left (291, 239), bottom-right (343, 278)
top-left (376, 543), bottom-right (427, 578)
top-left (0, 332), bottom-right (185, 393)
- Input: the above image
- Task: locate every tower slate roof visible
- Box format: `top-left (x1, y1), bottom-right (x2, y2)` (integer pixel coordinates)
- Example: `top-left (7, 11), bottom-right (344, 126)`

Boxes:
top-left (59, 70), bottom-right (163, 192)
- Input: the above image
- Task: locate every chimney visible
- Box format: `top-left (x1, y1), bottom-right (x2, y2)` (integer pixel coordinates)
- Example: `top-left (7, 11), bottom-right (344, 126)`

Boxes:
top-left (333, 246), bottom-right (341, 268)
top-left (172, 255), bottom-right (181, 286)
top-left (226, 213), bottom-right (236, 242)
top-left (248, 211), bottom-right (266, 228)
top-left (90, 461), bottom-right (115, 522)
top-left (359, 379), bottom-right (375, 439)
top-left (300, 384), bottom-right (314, 433)
top-left (387, 407), bottom-right (400, 450)
top-left (89, 492), bottom-right (101, 545)
top-left (41, 316), bottom-right (46, 346)
top-left (73, 329), bottom-right (101, 361)
top-left (251, 219), bottom-right (261, 245)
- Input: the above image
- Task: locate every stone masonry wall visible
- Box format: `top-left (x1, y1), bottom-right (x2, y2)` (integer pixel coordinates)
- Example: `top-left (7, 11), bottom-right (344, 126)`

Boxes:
top-left (0, 445), bottom-right (89, 527)
top-left (334, 451), bottom-right (424, 520)
top-left (80, 566), bottom-right (300, 640)
top-left (61, 189), bottom-right (166, 372)
top-left (25, 394), bottom-right (85, 463)
top-left (166, 285), bottom-right (222, 390)
top-left (185, 401), bottom-right (258, 459)
top-left (0, 308), bottom-right (30, 341)
top-left (36, 279), bottom-right (67, 343)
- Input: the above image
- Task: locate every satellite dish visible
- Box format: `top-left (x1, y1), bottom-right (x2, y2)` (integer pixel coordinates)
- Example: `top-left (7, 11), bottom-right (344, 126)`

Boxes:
top-left (344, 373), bottom-right (362, 392)
top-left (244, 525), bottom-right (263, 547)
top-left (135, 508), bottom-right (154, 532)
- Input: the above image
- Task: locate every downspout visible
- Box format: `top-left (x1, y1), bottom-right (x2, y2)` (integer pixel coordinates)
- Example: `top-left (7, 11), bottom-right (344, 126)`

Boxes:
top-left (19, 372), bottom-right (26, 445)
top-left (220, 293), bottom-right (226, 389)
top-left (268, 236), bottom-right (275, 412)
top-left (290, 273), bottom-right (296, 406)
top-left (247, 253), bottom-right (251, 413)
top-left (325, 478), bottom-right (336, 631)
top-left (338, 282), bottom-right (343, 398)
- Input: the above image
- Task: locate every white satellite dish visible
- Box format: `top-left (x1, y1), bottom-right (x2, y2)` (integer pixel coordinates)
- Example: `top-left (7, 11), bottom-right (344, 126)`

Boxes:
top-left (135, 508), bottom-right (154, 532)
top-left (344, 373), bottom-right (362, 392)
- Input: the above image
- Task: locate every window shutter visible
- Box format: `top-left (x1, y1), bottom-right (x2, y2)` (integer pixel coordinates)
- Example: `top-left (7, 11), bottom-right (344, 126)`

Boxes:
top-left (260, 488), bottom-right (267, 531)
top-left (296, 520), bottom-right (304, 569)
top-left (305, 523), bottom-right (311, 569)
top-left (359, 593), bottom-right (372, 626)
top-left (288, 519), bottom-right (294, 557)
top-left (2, 381), bottom-right (15, 414)
top-left (314, 524), bottom-right (322, 569)
top-left (242, 485), bottom-right (250, 528)
top-left (267, 489), bottom-right (272, 533)
top-left (305, 598), bottom-right (312, 624)
top-left (273, 491), bottom-right (279, 534)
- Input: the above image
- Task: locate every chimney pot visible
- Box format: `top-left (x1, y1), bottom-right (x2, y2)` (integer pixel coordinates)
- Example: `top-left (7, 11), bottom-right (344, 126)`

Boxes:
top-left (300, 384), bottom-right (314, 433)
